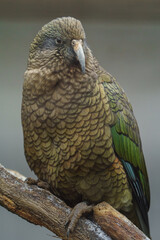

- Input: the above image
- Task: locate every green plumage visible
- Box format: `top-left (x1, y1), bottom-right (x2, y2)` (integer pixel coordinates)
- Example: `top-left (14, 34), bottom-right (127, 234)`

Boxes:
top-left (101, 74), bottom-right (150, 235)
top-left (22, 17), bottom-right (150, 237)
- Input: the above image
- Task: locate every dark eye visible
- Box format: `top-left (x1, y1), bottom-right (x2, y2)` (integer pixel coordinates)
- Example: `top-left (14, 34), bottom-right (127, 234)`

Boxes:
top-left (55, 38), bottom-right (62, 45)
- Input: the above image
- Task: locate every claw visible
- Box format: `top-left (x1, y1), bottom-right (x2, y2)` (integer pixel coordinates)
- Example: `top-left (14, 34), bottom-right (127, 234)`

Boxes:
top-left (65, 202), bottom-right (93, 237)
top-left (25, 177), bottom-right (37, 185)
top-left (25, 177), bottom-right (50, 190)
top-left (66, 228), bottom-right (70, 239)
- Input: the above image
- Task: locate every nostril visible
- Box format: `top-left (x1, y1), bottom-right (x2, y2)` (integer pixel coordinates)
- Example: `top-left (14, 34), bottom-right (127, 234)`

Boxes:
top-left (72, 39), bottom-right (83, 46)
top-left (71, 39), bottom-right (77, 46)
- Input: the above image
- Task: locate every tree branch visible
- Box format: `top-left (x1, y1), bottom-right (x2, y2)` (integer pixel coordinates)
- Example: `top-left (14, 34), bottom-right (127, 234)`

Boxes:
top-left (0, 164), bottom-right (110, 240)
top-left (0, 164), bottom-right (150, 240)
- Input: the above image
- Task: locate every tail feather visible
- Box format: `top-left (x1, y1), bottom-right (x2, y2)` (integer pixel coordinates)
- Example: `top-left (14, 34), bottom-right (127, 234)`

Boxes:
top-left (121, 159), bottom-right (151, 238)
top-left (121, 203), bottom-right (151, 238)
top-left (135, 202), bottom-right (151, 238)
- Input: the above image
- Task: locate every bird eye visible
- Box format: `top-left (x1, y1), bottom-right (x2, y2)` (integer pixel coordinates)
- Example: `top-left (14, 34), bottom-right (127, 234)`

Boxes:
top-left (55, 38), bottom-right (62, 45)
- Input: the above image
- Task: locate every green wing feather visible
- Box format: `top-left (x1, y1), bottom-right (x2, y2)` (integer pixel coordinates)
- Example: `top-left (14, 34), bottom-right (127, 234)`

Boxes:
top-left (99, 72), bottom-right (150, 235)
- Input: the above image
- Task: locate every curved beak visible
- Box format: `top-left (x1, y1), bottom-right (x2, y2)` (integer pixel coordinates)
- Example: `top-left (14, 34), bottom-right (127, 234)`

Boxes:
top-left (72, 39), bottom-right (85, 74)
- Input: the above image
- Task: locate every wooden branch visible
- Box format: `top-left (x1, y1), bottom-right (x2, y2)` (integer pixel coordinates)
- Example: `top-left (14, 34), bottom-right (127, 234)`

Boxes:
top-left (93, 202), bottom-right (150, 240)
top-left (0, 164), bottom-right (110, 240)
top-left (0, 163), bottom-right (150, 240)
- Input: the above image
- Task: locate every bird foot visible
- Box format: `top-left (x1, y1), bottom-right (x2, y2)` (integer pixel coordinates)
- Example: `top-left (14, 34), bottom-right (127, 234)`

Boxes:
top-left (65, 202), bottom-right (93, 237)
top-left (25, 177), bottom-right (50, 190)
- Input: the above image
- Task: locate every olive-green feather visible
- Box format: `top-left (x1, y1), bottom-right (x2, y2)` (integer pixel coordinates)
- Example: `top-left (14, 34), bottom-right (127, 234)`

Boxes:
top-left (100, 73), bottom-right (150, 234)
top-left (101, 74), bottom-right (150, 203)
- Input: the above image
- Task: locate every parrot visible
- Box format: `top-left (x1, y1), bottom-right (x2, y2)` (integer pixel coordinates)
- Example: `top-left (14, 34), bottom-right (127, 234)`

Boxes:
top-left (21, 17), bottom-right (150, 237)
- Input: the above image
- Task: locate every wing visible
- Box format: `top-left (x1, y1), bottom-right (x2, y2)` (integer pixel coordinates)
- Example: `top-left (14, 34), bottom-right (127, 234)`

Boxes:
top-left (99, 72), bottom-right (150, 234)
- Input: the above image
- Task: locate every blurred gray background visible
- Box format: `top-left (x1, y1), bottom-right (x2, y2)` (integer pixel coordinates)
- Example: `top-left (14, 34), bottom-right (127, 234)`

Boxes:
top-left (0, 1), bottom-right (160, 239)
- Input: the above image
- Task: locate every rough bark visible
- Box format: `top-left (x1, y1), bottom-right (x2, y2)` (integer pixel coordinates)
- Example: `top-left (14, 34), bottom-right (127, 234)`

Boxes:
top-left (0, 164), bottom-right (150, 240)
top-left (93, 202), bottom-right (150, 240)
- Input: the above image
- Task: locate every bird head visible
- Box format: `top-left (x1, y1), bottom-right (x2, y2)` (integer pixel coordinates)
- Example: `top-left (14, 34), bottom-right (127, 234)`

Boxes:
top-left (28, 17), bottom-right (88, 74)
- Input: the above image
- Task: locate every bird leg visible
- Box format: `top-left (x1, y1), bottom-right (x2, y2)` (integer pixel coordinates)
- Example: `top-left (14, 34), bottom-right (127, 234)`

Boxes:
top-left (65, 202), bottom-right (93, 237)
top-left (25, 177), bottom-right (50, 190)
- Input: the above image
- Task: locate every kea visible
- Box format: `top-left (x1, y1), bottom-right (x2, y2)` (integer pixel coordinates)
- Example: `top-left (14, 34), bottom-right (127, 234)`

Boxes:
top-left (21, 17), bottom-right (150, 237)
